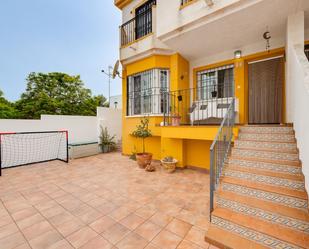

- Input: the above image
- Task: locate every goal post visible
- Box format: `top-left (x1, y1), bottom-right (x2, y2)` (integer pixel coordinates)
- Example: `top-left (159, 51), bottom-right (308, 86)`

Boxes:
top-left (0, 131), bottom-right (69, 176)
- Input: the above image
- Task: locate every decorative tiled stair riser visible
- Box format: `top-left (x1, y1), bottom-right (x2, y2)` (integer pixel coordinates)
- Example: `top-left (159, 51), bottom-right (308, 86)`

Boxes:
top-left (211, 216), bottom-right (304, 249)
top-left (205, 125), bottom-right (309, 249)
top-left (232, 148), bottom-right (299, 161)
top-left (223, 170), bottom-right (305, 191)
top-left (216, 198), bottom-right (309, 234)
top-left (227, 158), bottom-right (302, 175)
top-left (238, 133), bottom-right (296, 142)
top-left (234, 140), bottom-right (298, 152)
top-left (220, 183), bottom-right (308, 210)
top-left (239, 126), bottom-right (294, 134)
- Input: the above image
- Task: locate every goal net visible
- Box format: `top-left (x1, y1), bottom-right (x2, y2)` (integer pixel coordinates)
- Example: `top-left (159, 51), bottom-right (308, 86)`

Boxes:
top-left (0, 131), bottom-right (68, 175)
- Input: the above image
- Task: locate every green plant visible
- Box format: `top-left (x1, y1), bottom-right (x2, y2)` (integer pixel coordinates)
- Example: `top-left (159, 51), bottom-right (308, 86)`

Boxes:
top-left (131, 117), bottom-right (152, 154)
top-left (129, 146), bottom-right (137, 161)
top-left (99, 126), bottom-right (116, 152)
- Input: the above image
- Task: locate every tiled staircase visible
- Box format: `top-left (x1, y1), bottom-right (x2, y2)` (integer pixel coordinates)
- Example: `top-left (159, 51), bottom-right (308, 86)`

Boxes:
top-left (205, 125), bottom-right (309, 249)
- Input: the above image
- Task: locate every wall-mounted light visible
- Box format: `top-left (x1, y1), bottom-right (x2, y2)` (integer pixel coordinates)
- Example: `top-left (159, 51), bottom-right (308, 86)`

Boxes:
top-left (234, 50), bottom-right (242, 59)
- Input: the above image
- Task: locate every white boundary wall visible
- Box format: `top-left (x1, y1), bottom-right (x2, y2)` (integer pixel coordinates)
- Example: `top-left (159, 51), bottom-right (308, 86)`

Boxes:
top-left (0, 108), bottom-right (122, 144)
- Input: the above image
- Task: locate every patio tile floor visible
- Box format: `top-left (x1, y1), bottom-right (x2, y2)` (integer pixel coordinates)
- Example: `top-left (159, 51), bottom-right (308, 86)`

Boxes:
top-left (0, 152), bottom-right (217, 249)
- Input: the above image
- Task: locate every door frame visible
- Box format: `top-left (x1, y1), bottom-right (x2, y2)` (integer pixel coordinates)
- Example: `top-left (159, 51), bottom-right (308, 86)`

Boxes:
top-left (244, 50), bottom-right (286, 124)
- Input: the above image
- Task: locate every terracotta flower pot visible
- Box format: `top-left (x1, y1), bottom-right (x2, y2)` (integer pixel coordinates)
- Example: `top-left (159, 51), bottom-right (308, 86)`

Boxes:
top-left (161, 159), bottom-right (178, 173)
top-left (136, 153), bottom-right (153, 168)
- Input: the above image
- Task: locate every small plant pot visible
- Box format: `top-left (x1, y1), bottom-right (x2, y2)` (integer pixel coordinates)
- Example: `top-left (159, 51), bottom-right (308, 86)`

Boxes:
top-left (102, 145), bottom-right (110, 153)
top-left (171, 116), bottom-right (181, 126)
top-left (136, 153), bottom-right (153, 169)
top-left (161, 159), bottom-right (178, 173)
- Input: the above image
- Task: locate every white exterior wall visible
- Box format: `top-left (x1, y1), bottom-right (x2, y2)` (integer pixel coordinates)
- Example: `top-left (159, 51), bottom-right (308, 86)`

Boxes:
top-left (97, 107), bottom-right (122, 142)
top-left (0, 110), bottom-right (122, 144)
top-left (110, 95), bottom-right (122, 109)
top-left (285, 11), bottom-right (309, 191)
top-left (156, 0), bottom-right (243, 38)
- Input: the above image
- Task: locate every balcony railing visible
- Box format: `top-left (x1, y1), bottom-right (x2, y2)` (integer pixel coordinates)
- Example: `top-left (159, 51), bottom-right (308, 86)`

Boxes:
top-left (126, 85), bottom-right (235, 126)
top-left (163, 85), bottom-right (234, 126)
top-left (209, 98), bottom-right (235, 220)
top-left (120, 8), bottom-right (153, 47)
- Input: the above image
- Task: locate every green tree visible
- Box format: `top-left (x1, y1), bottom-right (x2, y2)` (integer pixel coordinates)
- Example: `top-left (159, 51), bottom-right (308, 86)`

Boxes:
top-left (0, 90), bottom-right (20, 119)
top-left (15, 72), bottom-right (108, 119)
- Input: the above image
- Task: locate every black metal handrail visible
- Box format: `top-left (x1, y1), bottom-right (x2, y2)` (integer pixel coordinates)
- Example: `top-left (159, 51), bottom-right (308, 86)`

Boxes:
top-left (120, 8), bottom-right (153, 47)
top-left (209, 98), bottom-right (235, 220)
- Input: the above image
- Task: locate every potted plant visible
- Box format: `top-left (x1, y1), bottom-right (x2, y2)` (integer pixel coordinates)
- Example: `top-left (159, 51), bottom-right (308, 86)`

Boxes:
top-left (161, 156), bottom-right (178, 173)
top-left (131, 117), bottom-right (152, 168)
top-left (171, 113), bottom-right (181, 126)
top-left (99, 126), bottom-right (116, 153)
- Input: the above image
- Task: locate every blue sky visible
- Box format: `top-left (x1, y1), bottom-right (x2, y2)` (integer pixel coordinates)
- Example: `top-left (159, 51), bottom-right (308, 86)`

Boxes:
top-left (0, 0), bottom-right (122, 101)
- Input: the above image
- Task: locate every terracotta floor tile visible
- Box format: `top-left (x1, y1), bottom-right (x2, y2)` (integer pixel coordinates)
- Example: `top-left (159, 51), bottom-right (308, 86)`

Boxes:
top-left (152, 229), bottom-right (182, 249)
top-left (135, 221), bottom-right (162, 242)
top-left (184, 227), bottom-right (210, 249)
top-left (144, 243), bottom-right (160, 249)
top-left (134, 206), bottom-right (157, 220)
top-left (149, 212), bottom-right (173, 227)
top-left (0, 232), bottom-right (26, 249)
top-left (102, 223), bottom-right (131, 245)
top-left (66, 226), bottom-right (98, 248)
top-left (14, 243), bottom-right (32, 249)
top-left (96, 202), bottom-right (119, 215)
top-left (28, 230), bottom-right (63, 249)
top-left (166, 218), bottom-right (192, 238)
top-left (0, 223), bottom-right (19, 240)
top-left (79, 235), bottom-right (113, 249)
top-left (119, 213), bottom-right (145, 230)
top-left (54, 218), bottom-right (84, 237)
top-left (44, 239), bottom-right (74, 249)
top-left (177, 240), bottom-right (204, 249)
top-left (11, 207), bottom-right (38, 221)
top-left (16, 213), bottom-right (45, 230)
top-left (21, 220), bottom-right (53, 241)
top-left (109, 206), bottom-right (134, 222)
top-left (87, 197), bottom-right (108, 208)
top-left (0, 214), bottom-right (14, 228)
top-left (40, 205), bottom-right (66, 219)
top-left (89, 216), bottom-right (117, 233)
top-left (48, 211), bottom-right (75, 227)
top-left (116, 232), bottom-right (148, 249)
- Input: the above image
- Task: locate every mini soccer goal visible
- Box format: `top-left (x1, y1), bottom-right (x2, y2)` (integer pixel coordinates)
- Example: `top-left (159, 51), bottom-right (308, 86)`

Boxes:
top-left (0, 131), bottom-right (69, 175)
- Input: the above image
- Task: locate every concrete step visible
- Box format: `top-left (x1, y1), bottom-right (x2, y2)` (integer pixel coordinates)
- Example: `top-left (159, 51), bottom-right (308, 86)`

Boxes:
top-left (239, 125), bottom-right (294, 134)
top-left (238, 132), bottom-right (296, 142)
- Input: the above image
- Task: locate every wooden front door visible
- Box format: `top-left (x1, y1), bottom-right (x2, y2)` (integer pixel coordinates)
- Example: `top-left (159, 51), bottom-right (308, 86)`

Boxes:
top-left (248, 56), bottom-right (284, 124)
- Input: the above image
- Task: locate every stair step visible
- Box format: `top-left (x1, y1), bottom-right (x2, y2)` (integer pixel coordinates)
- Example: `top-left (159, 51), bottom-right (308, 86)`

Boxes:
top-left (234, 140), bottom-right (297, 153)
top-left (225, 165), bottom-right (304, 181)
top-left (220, 182), bottom-right (308, 211)
top-left (216, 197), bottom-right (309, 234)
top-left (223, 169), bottom-right (305, 192)
top-left (216, 190), bottom-right (309, 221)
top-left (227, 158), bottom-right (302, 175)
top-left (212, 208), bottom-right (309, 248)
top-left (238, 133), bottom-right (296, 142)
top-left (232, 148), bottom-right (299, 163)
top-left (205, 222), bottom-right (270, 249)
top-left (240, 126), bottom-right (294, 134)
top-left (222, 176), bottom-right (307, 199)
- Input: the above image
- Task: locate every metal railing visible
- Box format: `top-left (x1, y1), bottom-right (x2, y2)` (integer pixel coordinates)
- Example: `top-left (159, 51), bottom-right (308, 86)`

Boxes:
top-left (164, 85), bottom-right (234, 126)
top-left (209, 98), bottom-right (235, 220)
top-left (120, 8), bottom-right (153, 47)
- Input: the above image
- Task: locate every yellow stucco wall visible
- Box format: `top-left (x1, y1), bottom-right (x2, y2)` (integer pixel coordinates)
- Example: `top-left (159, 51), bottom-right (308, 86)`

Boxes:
top-left (121, 48), bottom-right (284, 170)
